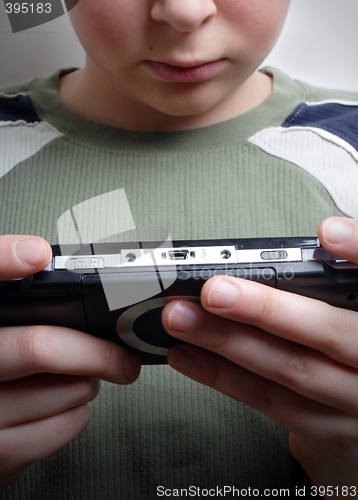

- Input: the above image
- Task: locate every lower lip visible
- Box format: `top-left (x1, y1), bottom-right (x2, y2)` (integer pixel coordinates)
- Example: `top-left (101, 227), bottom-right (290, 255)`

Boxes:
top-left (144, 59), bottom-right (226, 82)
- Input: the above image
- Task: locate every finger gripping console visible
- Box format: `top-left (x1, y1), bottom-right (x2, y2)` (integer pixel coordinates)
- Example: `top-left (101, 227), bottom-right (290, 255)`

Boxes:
top-left (1, 237), bottom-right (358, 364)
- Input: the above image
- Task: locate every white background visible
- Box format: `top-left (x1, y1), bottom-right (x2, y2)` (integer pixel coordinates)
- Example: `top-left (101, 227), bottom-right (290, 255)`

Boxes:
top-left (0, 0), bottom-right (357, 91)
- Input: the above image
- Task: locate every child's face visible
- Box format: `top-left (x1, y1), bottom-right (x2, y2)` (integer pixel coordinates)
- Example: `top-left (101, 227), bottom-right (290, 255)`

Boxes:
top-left (69, 0), bottom-right (290, 121)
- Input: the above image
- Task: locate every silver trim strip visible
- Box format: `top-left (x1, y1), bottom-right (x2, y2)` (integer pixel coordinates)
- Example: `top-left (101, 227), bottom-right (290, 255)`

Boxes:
top-left (53, 245), bottom-right (303, 270)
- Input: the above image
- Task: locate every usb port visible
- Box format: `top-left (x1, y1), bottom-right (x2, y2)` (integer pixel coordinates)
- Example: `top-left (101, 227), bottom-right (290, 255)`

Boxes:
top-left (168, 250), bottom-right (189, 260)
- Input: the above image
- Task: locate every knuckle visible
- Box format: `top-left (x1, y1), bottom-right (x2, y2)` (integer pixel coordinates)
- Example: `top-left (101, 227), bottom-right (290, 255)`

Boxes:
top-left (250, 380), bottom-right (277, 412)
top-left (0, 438), bottom-right (27, 488)
top-left (98, 342), bottom-right (118, 378)
top-left (317, 419), bottom-right (358, 452)
top-left (71, 404), bottom-right (91, 429)
top-left (254, 288), bottom-right (280, 325)
top-left (207, 321), bottom-right (232, 352)
top-left (70, 376), bottom-right (100, 404)
top-left (0, 468), bottom-right (24, 490)
top-left (18, 326), bottom-right (55, 371)
top-left (328, 430), bottom-right (353, 450)
top-left (201, 355), bottom-right (222, 388)
top-left (277, 347), bottom-right (314, 388)
top-left (324, 307), bottom-right (352, 356)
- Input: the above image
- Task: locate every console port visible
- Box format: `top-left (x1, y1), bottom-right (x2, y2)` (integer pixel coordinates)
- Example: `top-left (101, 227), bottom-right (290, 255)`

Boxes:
top-left (168, 250), bottom-right (189, 261)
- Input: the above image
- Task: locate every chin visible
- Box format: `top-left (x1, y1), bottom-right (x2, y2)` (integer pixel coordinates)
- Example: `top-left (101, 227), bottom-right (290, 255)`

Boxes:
top-left (160, 105), bottom-right (212, 118)
top-left (151, 91), bottom-right (223, 119)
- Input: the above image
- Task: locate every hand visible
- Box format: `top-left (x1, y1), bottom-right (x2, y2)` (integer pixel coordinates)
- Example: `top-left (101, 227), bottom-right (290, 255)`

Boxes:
top-left (162, 217), bottom-right (358, 494)
top-left (0, 235), bottom-right (141, 490)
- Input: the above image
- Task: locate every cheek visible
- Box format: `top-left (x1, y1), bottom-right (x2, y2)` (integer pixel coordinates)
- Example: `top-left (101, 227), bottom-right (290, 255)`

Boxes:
top-left (69, 1), bottom-right (144, 56)
top-left (223, 0), bottom-right (290, 54)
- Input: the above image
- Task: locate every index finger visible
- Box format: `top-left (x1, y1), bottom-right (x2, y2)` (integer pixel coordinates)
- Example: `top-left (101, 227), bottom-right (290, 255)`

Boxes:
top-left (0, 324), bottom-right (141, 384)
top-left (0, 235), bottom-right (52, 281)
top-left (198, 276), bottom-right (358, 369)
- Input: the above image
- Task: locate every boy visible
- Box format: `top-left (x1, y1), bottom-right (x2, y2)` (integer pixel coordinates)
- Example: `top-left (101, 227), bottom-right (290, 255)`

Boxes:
top-left (1, 0), bottom-right (358, 497)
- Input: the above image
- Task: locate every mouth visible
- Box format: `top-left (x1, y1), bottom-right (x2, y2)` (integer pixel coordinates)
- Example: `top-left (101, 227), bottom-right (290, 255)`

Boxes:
top-left (143, 58), bottom-right (226, 82)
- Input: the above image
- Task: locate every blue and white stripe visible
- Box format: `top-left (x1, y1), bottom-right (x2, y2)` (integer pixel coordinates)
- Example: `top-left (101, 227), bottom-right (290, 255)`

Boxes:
top-left (248, 100), bottom-right (358, 218)
top-left (0, 92), bottom-right (63, 179)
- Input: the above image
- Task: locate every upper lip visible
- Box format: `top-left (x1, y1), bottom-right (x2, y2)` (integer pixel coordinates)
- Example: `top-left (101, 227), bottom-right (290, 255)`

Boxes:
top-left (147, 58), bottom-right (223, 68)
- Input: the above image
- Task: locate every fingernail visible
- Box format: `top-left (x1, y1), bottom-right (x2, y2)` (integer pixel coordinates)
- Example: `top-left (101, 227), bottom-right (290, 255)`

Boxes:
top-left (168, 302), bottom-right (198, 333)
top-left (124, 352), bottom-right (141, 381)
top-left (167, 345), bottom-right (193, 370)
top-left (207, 278), bottom-right (238, 308)
top-left (322, 218), bottom-right (352, 244)
top-left (16, 239), bottom-right (48, 266)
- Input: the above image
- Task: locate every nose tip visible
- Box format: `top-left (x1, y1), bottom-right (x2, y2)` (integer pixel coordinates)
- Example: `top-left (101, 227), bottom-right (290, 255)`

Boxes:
top-left (151, 0), bottom-right (217, 32)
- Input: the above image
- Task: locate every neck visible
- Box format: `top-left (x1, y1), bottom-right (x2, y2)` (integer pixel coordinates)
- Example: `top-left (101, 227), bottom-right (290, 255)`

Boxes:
top-left (58, 63), bottom-right (273, 132)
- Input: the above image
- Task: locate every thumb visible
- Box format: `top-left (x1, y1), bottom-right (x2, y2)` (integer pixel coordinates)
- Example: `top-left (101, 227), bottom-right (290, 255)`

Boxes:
top-left (0, 235), bottom-right (52, 281)
top-left (318, 217), bottom-right (358, 264)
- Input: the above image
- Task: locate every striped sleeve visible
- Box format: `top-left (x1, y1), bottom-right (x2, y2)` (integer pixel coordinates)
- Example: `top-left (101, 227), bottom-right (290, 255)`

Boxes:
top-left (248, 100), bottom-right (358, 218)
top-left (0, 92), bottom-right (63, 179)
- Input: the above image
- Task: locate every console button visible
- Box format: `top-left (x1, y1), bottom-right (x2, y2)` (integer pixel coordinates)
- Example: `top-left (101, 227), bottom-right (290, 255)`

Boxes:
top-left (260, 250), bottom-right (288, 260)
